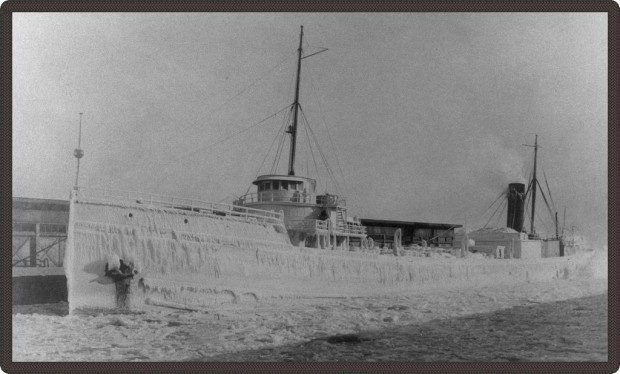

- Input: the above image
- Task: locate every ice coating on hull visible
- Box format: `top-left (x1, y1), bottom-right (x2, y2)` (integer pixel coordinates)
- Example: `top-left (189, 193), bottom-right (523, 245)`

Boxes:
top-left (65, 192), bottom-right (602, 314)
top-left (65, 193), bottom-right (292, 313)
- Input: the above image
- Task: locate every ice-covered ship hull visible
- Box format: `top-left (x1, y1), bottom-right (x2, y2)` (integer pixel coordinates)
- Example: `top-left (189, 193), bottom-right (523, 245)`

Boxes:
top-left (65, 187), bottom-right (604, 314)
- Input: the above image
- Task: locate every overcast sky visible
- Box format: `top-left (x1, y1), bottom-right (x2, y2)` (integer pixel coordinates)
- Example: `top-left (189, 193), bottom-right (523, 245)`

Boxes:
top-left (12, 13), bottom-right (608, 245)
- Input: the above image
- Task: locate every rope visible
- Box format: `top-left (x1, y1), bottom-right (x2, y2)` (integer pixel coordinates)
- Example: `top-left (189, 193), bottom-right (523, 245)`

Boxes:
top-left (483, 196), bottom-right (507, 229)
top-left (536, 179), bottom-right (558, 230)
top-left (302, 111), bottom-right (322, 189)
top-left (301, 108), bottom-right (341, 194)
top-left (87, 51), bottom-right (294, 189)
top-left (306, 67), bottom-right (348, 193)
top-left (482, 190), bottom-right (507, 218)
top-left (542, 167), bottom-right (557, 212)
top-left (494, 198), bottom-right (507, 229)
top-left (270, 106), bottom-right (293, 174)
top-left (147, 105), bottom-right (292, 186)
top-left (256, 108), bottom-right (289, 178)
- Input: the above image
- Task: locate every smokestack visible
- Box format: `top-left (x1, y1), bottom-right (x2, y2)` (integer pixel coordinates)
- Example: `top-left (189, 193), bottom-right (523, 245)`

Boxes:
top-left (506, 183), bottom-right (525, 232)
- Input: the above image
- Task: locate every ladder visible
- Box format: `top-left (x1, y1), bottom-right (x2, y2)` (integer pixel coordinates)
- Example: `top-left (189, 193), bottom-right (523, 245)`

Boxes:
top-left (335, 209), bottom-right (346, 231)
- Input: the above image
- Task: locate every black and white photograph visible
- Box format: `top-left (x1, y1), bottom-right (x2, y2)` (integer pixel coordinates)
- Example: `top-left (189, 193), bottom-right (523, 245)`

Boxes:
top-left (7, 8), bottom-right (612, 365)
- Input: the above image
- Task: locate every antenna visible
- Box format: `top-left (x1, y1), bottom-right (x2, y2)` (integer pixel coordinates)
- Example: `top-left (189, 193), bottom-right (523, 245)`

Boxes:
top-left (73, 112), bottom-right (85, 188)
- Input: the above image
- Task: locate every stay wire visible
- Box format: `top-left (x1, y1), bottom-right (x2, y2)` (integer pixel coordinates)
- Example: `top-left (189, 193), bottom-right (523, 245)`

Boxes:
top-left (494, 198), bottom-right (507, 229)
top-left (300, 107), bottom-right (339, 191)
top-left (482, 190), bottom-right (507, 219)
top-left (271, 107), bottom-right (293, 174)
top-left (305, 65), bottom-right (348, 192)
top-left (149, 105), bottom-right (292, 186)
top-left (256, 109), bottom-right (290, 178)
top-left (302, 111), bottom-right (322, 190)
top-left (484, 196), bottom-right (506, 229)
top-left (542, 167), bottom-right (557, 213)
top-left (160, 53), bottom-right (295, 154)
top-left (87, 52), bottom-right (294, 189)
top-left (301, 108), bottom-right (340, 193)
top-left (536, 179), bottom-right (558, 229)
top-left (270, 58), bottom-right (300, 174)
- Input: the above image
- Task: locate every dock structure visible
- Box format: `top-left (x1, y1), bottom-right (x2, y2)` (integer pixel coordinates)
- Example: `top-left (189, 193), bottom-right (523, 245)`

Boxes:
top-left (12, 197), bottom-right (69, 304)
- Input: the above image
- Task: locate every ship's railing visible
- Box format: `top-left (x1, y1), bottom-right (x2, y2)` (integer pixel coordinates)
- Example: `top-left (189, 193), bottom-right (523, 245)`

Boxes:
top-left (343, 222), bottom-right (366, 235)
top-left (240, 191), bottom-right (316, 204)
top-left (287, 219), bottom-right (366, 235)
top-left (239, 191), bottom-right (346, 207)
top-left (73, 187), bottom-right (284, 225)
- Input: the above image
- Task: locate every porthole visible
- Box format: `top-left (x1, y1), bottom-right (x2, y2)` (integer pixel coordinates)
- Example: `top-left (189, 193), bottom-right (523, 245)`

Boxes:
top-left (128, 213), bottom-right (133, 218)
top-left (184, 219), bottom-right (188, 224)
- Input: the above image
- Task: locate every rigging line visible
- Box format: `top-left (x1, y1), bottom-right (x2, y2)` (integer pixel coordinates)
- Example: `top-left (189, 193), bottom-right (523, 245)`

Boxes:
top-left (270, 111), bottom-right (291, 174)
top-left (305, 67), bottom-right (348, 192)
top-left (300, 107), bottom-right (340, 192)
top-left (484, 196), bottom-right (506, 229)
top-left (148, 105), bottom-right (292, 185)
top-left (494, 198), bottom-right (507, 229)
top-left (256, 110), bottom-right (290, 178)
top-left (271, 107), bottom-right (293, 173)
top-left (542, 167), bottom-right (556, 213)
top-left (276, 106), bottom-right (295, 172)
top-left (142, 53), bottom-right (297, 168)
top-left (144, 53), bottom-right (296, 180)
top-left (536, 179), bottom-right (557, 225)
top-left (160, 53), bottom-right (295, 151)
top-left (484, 196), bottom-right (504, 228)
top-left (524, 191), bottom-right (533, 230)
top-left (271, 130), bottom-right (286, 174)
top-left (88, 104), bottom-right (290, 190)
top-left (524, 177), bottom-right (534, 199)
top-left (303, 112), bottom-right (322, 190)
top-left (302, 36), bottom-right (329, 60)
top-left (302, 112), bottom-right (320, 183)
top-left (217, 54), bottom-right (294, 114)
top-left (481, 190), bottom-right (507, 218)
top-left (303, 110), bottom-right (340, 194)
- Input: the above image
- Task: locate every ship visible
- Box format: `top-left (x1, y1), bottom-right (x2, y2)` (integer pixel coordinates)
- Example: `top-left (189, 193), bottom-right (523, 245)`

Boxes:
top-left (231, 26), bottom-right (367, 250)
top-left (64, 27), bottom-right (601, 314)
top-left (453, 135), bottom-right (592, 259)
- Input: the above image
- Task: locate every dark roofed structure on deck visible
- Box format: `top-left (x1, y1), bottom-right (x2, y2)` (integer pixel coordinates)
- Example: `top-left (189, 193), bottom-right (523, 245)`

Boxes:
top-left (360, 218), bottom-right (461, 249)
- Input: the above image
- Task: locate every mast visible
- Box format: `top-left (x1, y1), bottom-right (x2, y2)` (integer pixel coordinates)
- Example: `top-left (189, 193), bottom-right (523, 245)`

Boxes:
top-left (562, 207), bottom-right (566, 237)
top-left (555, 211), bottom-right (559, 239)
top-left (73, 112), bottom-right (84, 187)
top-left (524, 134), bottom-right (540, 235)
top-left (287, 25), bottom-right (304, 176)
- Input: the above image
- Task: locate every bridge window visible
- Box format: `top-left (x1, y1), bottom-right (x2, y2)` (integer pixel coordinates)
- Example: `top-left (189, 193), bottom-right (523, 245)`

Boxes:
top-left (273, 181), bottom-right (280, 190)
top-left (259, 181), bottom-right (272, 191)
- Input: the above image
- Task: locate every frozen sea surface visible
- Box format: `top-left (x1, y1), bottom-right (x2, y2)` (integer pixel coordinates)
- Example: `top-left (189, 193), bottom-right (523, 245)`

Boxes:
top-left (12, 276), bottom-right (607, 362)
top-left (208, 293), bottom-right (607, 362)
